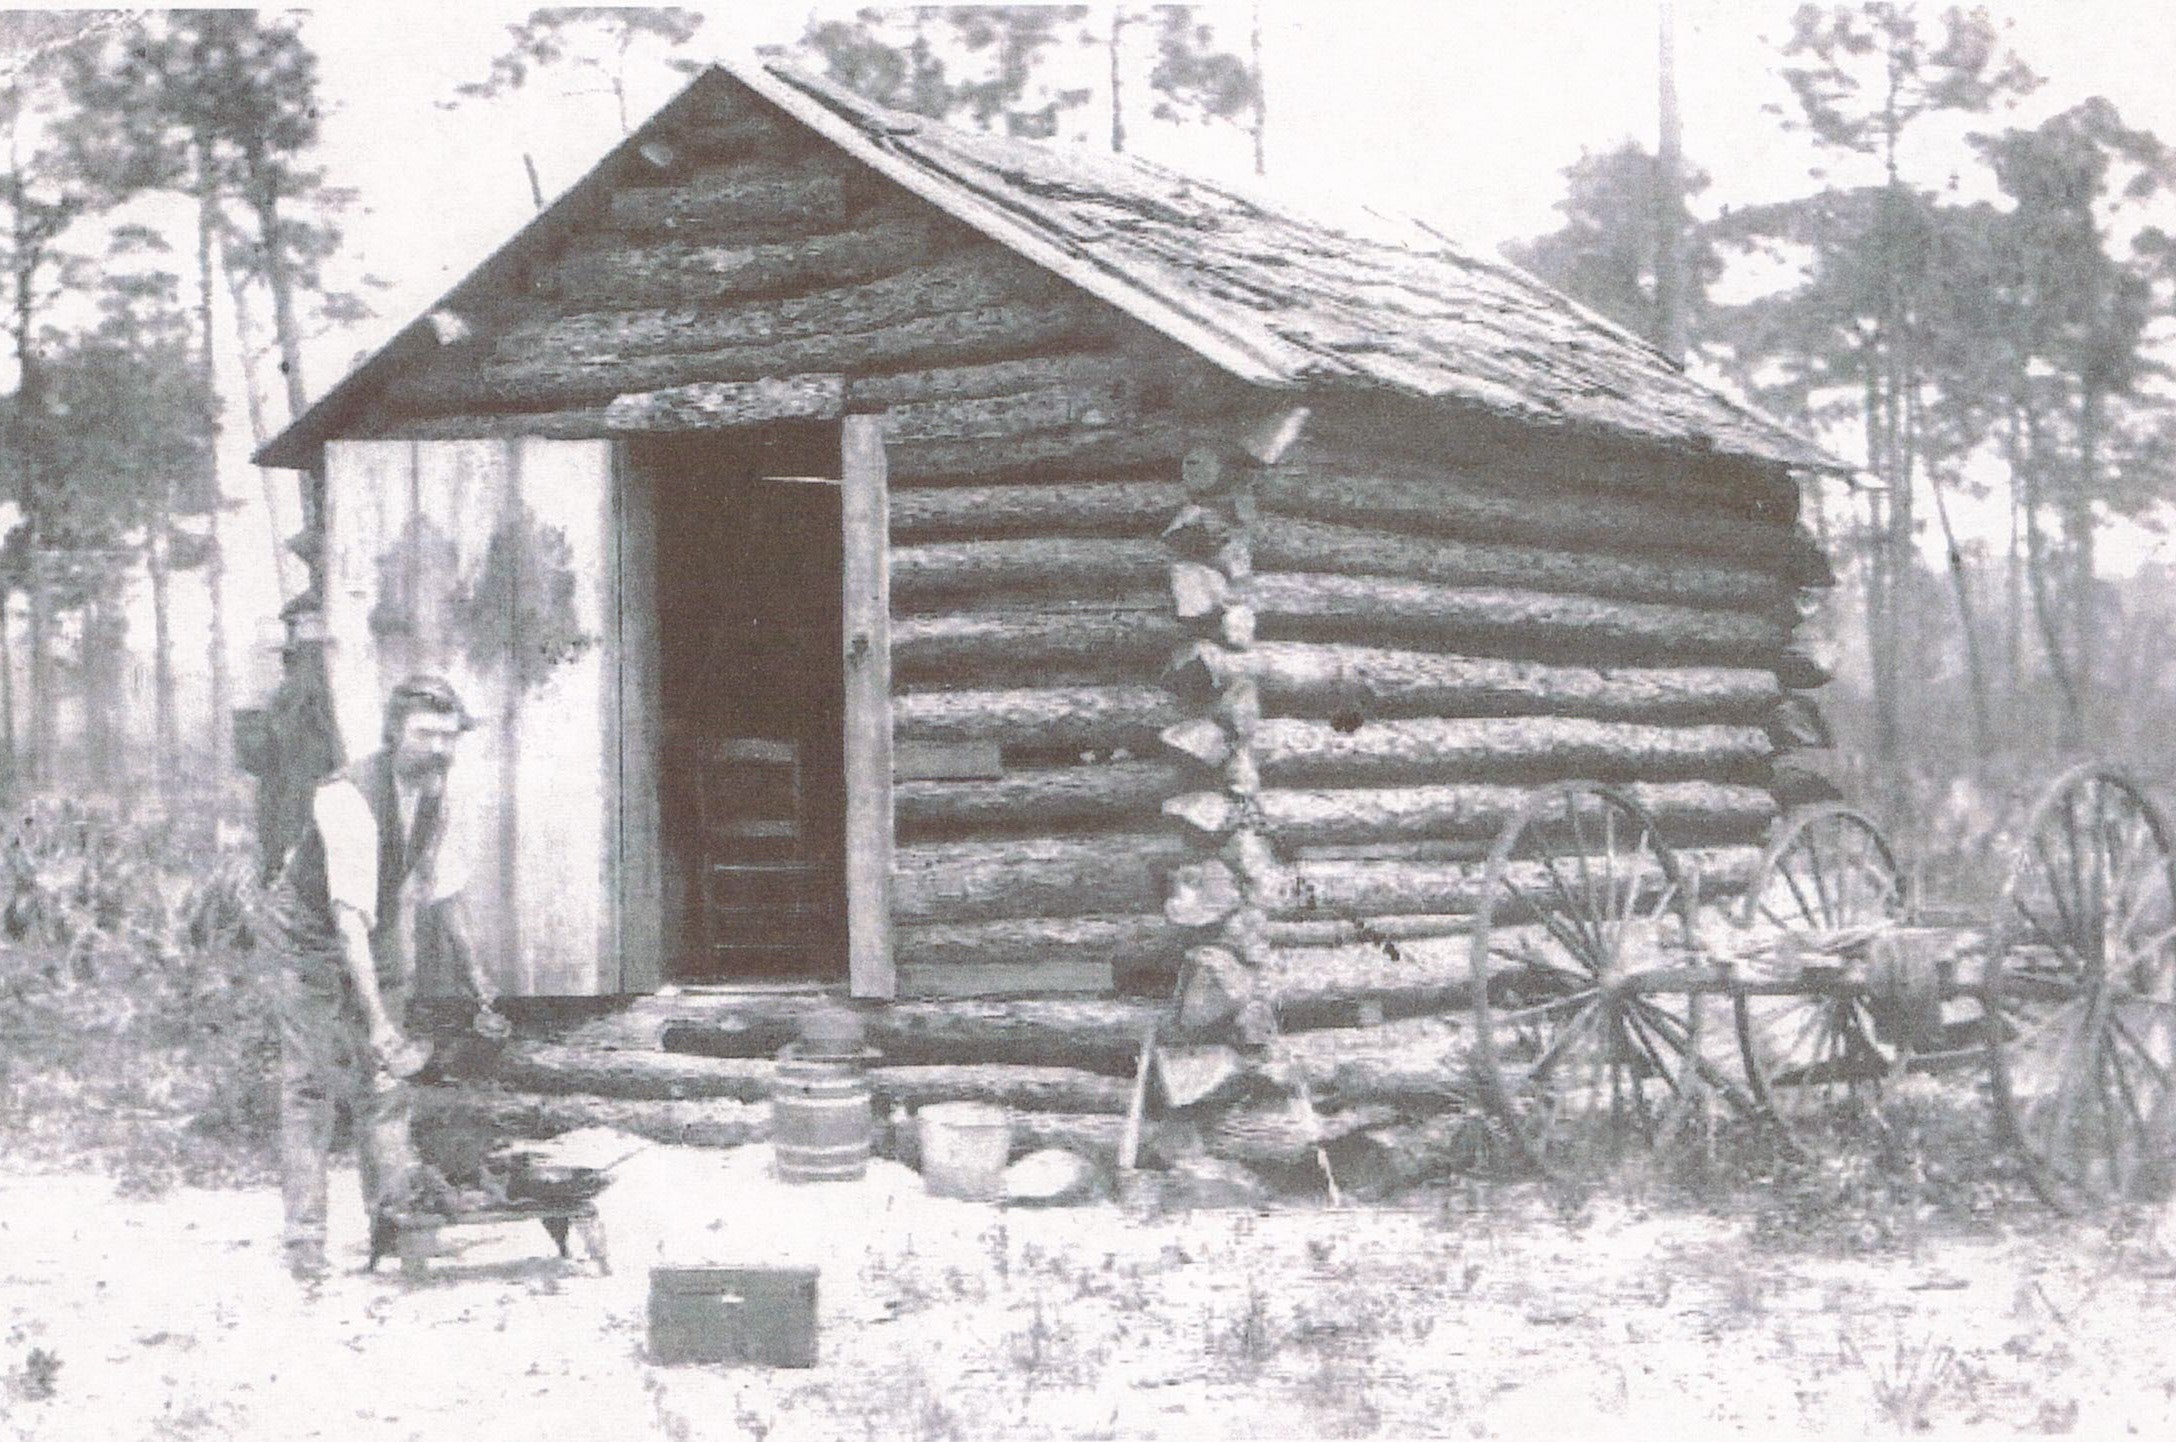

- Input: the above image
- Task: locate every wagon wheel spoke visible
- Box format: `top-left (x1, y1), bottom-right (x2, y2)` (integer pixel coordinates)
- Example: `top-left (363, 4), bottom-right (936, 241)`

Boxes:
top-left (1992, 766), bottom-right (2176, 1210)
top-left (1733, 806), bottom-right (1906, 1156)
top-left (1471, 783), bottom-right (1700, 1179)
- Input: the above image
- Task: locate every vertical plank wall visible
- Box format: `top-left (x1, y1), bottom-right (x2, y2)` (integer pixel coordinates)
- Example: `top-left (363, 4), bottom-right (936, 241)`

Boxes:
top-left (322, 438), bottom-right (623, 995)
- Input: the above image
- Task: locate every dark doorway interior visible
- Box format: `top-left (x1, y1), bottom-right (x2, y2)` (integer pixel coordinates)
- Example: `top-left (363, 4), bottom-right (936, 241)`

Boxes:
top-left (641, 429), bottom-right (845, 985)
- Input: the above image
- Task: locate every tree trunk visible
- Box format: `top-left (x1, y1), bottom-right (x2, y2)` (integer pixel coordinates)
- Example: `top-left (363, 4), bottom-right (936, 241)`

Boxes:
top-left (2071, 386), bottom-right (2101, 738)
top-left (1925, 465), bottom-right (1992, 757)
top-left (146, 512), bottom-right (178, 800)
top-left (199, 175), bottom-right (231, 789)
top-left (25, 556), bottom-right (48, 788)
top-left (220, 230), bottom-right (295, 597)
top-left (246, 181), bottom-right (309, 422)
top-left (1248, 0), bottom-right (1268, 177)
top-left (1109, 4), bottom-right (1127, 155)
top-left (1654, 0), bottom-right (1688, 363)
top-left (0, 593), bottom-right (14, 803)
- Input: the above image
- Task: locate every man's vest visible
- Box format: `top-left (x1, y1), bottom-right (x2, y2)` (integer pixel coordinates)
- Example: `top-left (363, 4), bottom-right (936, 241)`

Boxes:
top-left (287, 750), bottom-right (444, 979)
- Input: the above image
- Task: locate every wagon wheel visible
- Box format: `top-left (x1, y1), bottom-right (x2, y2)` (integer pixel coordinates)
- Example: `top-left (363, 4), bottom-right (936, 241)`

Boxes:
top-left (1468, 781), bottom-right (1748, 1180)
top-left (1732, 805), bottom-right (1910, 1156)
top-left (1988, 764), bottom-right (2176, 1211)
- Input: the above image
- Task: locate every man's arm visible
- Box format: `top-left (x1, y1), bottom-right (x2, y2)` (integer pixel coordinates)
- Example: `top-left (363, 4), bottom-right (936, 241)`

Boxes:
top-left (313, 782), bottom-right (426, 1077)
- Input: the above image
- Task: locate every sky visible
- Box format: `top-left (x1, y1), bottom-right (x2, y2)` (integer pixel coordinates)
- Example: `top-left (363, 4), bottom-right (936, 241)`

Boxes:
top-left (8, 1), bottom-right (2176, 711)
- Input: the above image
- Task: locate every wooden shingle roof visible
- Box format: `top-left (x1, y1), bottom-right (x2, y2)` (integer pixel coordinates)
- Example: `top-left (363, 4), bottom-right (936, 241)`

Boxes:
top-left (259, 56), bottom-right (1841, 474)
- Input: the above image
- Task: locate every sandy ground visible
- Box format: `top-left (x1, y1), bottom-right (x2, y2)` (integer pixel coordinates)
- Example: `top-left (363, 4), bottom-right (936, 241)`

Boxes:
top-left (3, 1141), bottom-right (2176, 1441)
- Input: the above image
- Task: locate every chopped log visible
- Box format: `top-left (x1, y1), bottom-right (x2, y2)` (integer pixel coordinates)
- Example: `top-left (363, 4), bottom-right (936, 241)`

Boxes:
top-left (1265, 844), bottom-right (1762, 920)
top-left (896, 760), bottom-right (1185, 833)
top-left (892, 610), bottom-right (1182, 682)
top-left (852, 351), bottom-right (1173, 409)
top-left (1161, 503), bottom-right (1231, 554)
top-left (546, 215), bottom-right (949, 306)
top-left (1776, 647), bottom-right (1832, 689)
top-left (475, 1044), bottom-right (1133, 1114)
top-left (502, 251), bottom-right (1062, 361)
top-left (859, 997), bottom-right (1171, 1074)
top-left (1165, 860), bottom-right (1242, 928)
top-left (1160, 718), bottom-right (1232, 768)
top-left (1250, 572), bottom-right (1787, 663)
top-left (1206, 1099), bottom-right (1404, 1168)
top-left (1257, 465), bottom-right (1807, 570)
top-left (897, 961), bottom-right (1114, 996)
top-left (871, 1064), bottom-right (1134, 1113)
top-left (1253, 780), bottom-right (1777, 846)
top-left (1170, 561), bottom-right (1230, 618)
top-left (1242, 641), bottom-right (1784, 724)
top-left (894, 685), bottom-right (1180, 748)
top-left (604, 373), bottom-right (844, 430)
top-left (1297, 408), bottom-right (1802, 520)
top-left (889, 479), bottom-right (1185, 541)
top-left (893, 913), bottom-right (1181, 969)
top-left (1176, 947), bottom-right (1253, 1030)
top-left (1253, 514), bottom-right (1787, 612)
top-left (608, 166), bottom-right (850, 235)
top-left (1181, 448), bottom-right (1226, 497)
top-left (893, 834), bottom-right (1191, 924)
top-left (1253, 715), bottom-right (1773, 785)
top-left (414, 1086), bottom-right (769, 1149)
top-left (883, 384), bottom-right (1136, 443)
top-left (884, 417), bottom-right (1200, 484)
top-left (485, 1043), bottom-right (772, 1102)
top-left (1163, 791), bottom-right (1240, 837)
top-left (1221, 606), bottom-right (1256, 649)
top-left (892, 538), bottom-right (1170, 600)
top-left (646, 112), bottom-right (798, 166)
top-left (1156, 1045), bottom-right (1249, 1109)
top-left (392, 300), bottom-right (1112, 414)
top-left (1335, 1111), bottom-right (1491, 1198)
top-left (1267, 1016), bottom-right (1479, 1106)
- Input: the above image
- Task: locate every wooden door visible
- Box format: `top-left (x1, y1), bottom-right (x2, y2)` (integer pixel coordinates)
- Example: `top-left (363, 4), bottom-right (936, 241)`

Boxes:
top-left (322, 438), bottom-right (658, 995)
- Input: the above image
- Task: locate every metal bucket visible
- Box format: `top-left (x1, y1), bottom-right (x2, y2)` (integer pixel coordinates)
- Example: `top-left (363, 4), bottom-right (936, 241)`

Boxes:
top-left (916, 1102), bottom-right (1012, 1201)
top-left (770, 1044), bottom-right (875, 1183)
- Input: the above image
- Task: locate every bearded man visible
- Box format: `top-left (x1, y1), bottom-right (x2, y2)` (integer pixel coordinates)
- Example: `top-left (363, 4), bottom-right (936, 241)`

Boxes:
top-left (274, 674), bottom-right (501, 1282)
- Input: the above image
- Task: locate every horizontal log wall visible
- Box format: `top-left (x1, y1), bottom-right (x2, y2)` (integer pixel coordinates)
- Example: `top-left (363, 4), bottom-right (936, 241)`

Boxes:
top-left (1233, 429), bottom-right (1806, 1040)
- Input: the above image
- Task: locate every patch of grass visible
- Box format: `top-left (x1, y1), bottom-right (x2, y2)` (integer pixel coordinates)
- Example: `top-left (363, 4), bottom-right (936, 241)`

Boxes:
top-left (1843, 1325), bottom-right (1959, 1433)
top-left (0, 801), bottom-right (283, 1192)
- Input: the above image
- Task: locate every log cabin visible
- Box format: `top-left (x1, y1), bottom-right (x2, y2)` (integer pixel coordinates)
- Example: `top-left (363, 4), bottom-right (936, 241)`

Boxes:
top-left (253, 56), bottom-right (1847, 1186)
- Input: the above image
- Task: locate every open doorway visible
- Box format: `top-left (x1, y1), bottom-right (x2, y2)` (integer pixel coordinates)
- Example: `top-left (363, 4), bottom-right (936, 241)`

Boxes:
top-left (636, 428), bottom-right (846, 985)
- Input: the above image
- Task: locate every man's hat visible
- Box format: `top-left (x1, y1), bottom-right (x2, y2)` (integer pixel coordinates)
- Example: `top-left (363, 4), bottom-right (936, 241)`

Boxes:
top-left (385, 673), bottom-right (478, 733)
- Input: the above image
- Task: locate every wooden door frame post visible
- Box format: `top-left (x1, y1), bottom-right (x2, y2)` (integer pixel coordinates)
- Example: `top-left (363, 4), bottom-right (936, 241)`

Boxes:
top-left (841, 415), bottom-right (895, 999)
